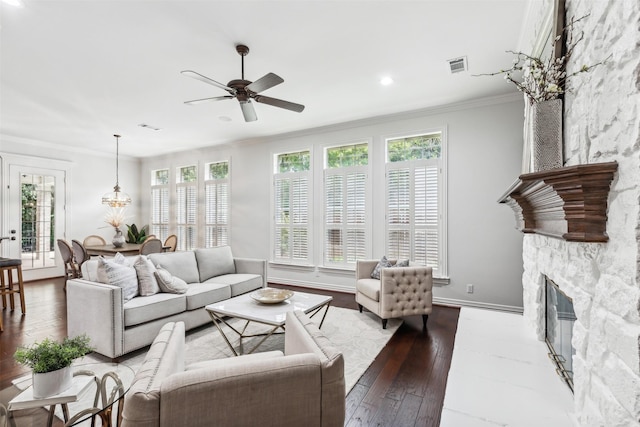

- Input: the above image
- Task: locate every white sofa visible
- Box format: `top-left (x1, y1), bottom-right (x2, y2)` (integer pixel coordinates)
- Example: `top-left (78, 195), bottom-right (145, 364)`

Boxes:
top-left (66, 246), bottom-right (266, 358)
top-left (121, 312), bottom-right (345, 427)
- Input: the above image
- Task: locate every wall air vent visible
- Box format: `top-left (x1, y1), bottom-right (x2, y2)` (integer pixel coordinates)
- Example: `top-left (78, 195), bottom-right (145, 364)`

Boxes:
top-left (448, 57), bottom-right (467, 74)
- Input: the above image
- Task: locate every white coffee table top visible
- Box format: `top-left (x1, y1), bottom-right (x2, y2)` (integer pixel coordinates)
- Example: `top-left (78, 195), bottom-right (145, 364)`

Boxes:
top-left (206, 289), bottom-right (332, 326)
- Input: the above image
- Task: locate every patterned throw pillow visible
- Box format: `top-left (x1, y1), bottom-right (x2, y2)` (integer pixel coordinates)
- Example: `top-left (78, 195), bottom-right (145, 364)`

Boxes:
top-left (154, 266), bottom-right (188, 294)
top-left (371, 256), bottom-right (393, 280)
top-left (134, 255), bottom-right (160, 296)
top-left (96, 256), bottom-right (139, 302)
top-left (395, 259), bottom-right (410, 267)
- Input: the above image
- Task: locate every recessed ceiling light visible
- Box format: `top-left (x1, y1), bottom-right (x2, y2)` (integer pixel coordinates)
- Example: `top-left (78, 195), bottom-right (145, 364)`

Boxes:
top-left (2, 0), bottom-right (24, 7)
top-left (380, 76), bottom-right (394, 86)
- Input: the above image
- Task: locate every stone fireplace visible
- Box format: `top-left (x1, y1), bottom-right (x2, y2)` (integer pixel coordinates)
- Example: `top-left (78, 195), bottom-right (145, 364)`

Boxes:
top-left (519, 2), bottom-right (640, 426)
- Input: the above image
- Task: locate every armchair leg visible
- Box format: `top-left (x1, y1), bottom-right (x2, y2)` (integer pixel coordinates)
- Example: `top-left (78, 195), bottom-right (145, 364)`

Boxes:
top-left (381, 319), bottom-right (388, 329)
top-left (422, 314), bottom-right (428, 329)
top-left (358, 304), bottom-right (363, 313)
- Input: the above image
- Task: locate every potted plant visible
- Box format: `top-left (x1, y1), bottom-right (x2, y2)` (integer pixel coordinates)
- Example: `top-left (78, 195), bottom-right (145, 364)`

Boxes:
top-left (126, 223), bottom-right (149, 244)
top-left (14, 335), bottom-right (93, 398)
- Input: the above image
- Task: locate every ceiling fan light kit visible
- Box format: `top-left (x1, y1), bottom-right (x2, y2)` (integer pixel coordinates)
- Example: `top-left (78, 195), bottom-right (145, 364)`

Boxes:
top-left (182, 44), bottom-right (305, 122)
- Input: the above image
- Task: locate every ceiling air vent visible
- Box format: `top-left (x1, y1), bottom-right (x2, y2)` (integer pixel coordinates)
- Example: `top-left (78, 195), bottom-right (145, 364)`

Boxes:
top-left (448, 56), bottom-right (467, 74)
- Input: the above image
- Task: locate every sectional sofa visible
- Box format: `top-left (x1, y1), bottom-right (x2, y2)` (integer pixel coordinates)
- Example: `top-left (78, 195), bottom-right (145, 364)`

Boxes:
top-left (66, 246), bottom-right (266, 358)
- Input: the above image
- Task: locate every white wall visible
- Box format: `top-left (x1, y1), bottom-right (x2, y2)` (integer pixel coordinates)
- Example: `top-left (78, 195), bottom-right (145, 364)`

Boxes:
top-left (142, 94), bottom-right (525, 310)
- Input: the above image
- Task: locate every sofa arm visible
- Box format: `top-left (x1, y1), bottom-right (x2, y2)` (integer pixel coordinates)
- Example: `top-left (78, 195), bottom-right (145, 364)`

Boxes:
top-left (159, 354), bottom-right (324, 427)
top-left (234, 257), bottom-right (267, 287)
top-left (356, 260), bottom-right (380, 280)
top-left (66, 279), bottom-right (124, 359)
top-left (379, 266), bottom-right (434, 318)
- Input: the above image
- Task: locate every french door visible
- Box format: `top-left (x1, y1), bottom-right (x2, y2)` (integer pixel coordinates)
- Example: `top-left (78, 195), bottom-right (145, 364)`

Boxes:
top-left (1, 155), bottom-right (67, 281)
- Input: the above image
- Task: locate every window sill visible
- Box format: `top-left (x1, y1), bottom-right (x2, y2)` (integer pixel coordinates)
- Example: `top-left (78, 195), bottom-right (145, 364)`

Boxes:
top-left (268, 262), bottom-right (315, 272)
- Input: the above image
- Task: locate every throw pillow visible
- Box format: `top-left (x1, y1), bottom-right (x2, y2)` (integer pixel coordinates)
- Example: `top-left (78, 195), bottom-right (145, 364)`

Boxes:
top-left (134, 255), bottom-right (160, 296)
top-left (154, 266), bottom-right (188, 294)
top-left (395, 259), bottom-right (410, 267)
top-left (96, 256), bottom-right (139, 302)
top-left (371, 256), bottom-right (393, 280)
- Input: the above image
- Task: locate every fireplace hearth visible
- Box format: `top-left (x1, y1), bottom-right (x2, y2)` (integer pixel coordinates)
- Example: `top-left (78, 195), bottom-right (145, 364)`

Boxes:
top-left (545, 277), bottom-right (576, 392)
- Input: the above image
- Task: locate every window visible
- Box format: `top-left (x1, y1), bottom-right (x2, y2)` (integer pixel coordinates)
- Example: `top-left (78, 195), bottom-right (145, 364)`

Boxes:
top-left (151, 169), bottom-right (169, 242)
top-left (273, 150), bottom-right (311, 264)
top-left (324, 142), bottom-right (368, 267)
top-left (204, 161), bottom-right (229, 247)
top-left (176, 165), bottom-right (197, 251)
top-left (386, 131), bottom-right (446, 277)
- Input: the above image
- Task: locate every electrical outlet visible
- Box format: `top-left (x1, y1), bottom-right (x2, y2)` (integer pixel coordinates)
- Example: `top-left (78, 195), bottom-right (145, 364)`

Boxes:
top-left (466, 284), bottom-right (474, 294)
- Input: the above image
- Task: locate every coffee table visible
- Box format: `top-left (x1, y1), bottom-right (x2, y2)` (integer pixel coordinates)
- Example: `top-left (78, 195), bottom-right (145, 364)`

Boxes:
top-left (205, 290), bottom-right (332, 356)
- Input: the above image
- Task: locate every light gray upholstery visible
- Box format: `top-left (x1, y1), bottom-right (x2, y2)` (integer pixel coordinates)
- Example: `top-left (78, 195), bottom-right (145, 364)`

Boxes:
top-left (121, 312), bottom-right (345, 427)
top-left (355, 259), bottom-right (433, 329)
top-left (149, 251), bottom-right (200, 283)
top-left (67, 248), bottom-right (266, 358)
top-left (194, 246), bottom-right (235, 281)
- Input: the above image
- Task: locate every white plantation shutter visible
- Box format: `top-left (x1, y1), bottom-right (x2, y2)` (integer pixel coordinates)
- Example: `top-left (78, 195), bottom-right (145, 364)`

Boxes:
top-left (151, 186), bottom-right (169, 240)
top-left (176, 183), bottom-right (197, 251)
top-left (386, 131), bottom-right (445, 277)
top-left (205, 179), bottom-right (229, 247)
top-left (273, 173), bottom-right (311, 264)
top-left (324, 168), bottom-right (368, 267)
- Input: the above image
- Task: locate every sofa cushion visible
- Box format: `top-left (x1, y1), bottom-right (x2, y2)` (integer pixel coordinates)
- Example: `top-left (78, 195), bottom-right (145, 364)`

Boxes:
top-left (97, 256), bottom-right (139, 302)
top-left (122, 321), bottom-right (185, 427)
top-left (195, 246), bottom-right (236, 282)
top-left (204, 273), bottom-right (262, 297)
top-left (356, 278), bottom-right (381, 302)
top-left (148, 251), bottom-right (200, 284)
top-left (184, 282), bottom-right (231, 311)
top-left (134, 255), bottom-right (160, 296)
top-left (155, 267), bottom-right (189, 294)
top-left (124, 293), bottom-right (187, 327)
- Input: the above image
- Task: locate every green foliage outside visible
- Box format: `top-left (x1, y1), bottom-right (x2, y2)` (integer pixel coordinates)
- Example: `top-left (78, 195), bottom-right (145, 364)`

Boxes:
top-left (208, 162), bottom-right (229, 180)
top-left (21, 182), bottom-right (55, 252)
top-left (327, 143), bottom-right (368, 168)
top-left (179, 166), bottom-right (197, 183)
top-left (387, 133), bottom-right (441, 162)
top-left (14, 335), bottom-right (93, 373)
top-left (126, 223), bottom-right (149, 243)
top-left (154, 169), bottom-right (169, 185)
top-left (277, 151), bottom-right (310, 173)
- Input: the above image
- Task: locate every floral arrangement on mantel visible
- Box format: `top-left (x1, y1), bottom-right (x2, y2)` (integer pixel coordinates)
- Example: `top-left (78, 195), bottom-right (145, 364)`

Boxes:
top-left (478, 15), bottom-right (607, 105)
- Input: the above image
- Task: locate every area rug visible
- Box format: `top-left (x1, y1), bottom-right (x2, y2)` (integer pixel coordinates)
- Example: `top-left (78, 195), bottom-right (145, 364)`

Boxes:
top-left (117, 306), bottom-right (402, 393)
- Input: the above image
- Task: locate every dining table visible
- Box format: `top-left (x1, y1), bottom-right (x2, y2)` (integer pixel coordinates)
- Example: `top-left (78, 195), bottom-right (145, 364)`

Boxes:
top-left (84, 243), bottom-right (143, 257)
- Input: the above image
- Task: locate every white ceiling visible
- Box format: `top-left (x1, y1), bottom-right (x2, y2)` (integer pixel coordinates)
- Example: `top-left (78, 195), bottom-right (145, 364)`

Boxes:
top-left (1, 0), bottom-right (535, 158)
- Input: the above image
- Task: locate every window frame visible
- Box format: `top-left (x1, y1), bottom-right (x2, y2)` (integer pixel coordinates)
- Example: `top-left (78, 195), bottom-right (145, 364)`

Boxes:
top-left (384, 128), bottom-right (448, 278)
top-left (203, 160), bottom-right (230, 248)
top-left (175, 164), bottom-right (198, 251)
top-left (150, 168), bottom-right (170, 243)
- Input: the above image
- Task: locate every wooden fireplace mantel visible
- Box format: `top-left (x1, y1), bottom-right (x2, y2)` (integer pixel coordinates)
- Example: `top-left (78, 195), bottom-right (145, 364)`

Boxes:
top-left (498, 162), bottom-right (618, 242)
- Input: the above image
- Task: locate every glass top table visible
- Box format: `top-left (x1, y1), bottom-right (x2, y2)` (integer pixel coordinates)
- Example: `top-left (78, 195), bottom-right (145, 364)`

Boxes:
top-left (205, 289), bottom-right (332, 356)
top-left (1, 362), bottom-right (135, 427)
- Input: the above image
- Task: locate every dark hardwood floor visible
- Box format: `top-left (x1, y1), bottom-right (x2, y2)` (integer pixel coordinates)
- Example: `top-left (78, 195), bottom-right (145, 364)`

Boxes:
top-left (1, 278), bottom-right (460, 427)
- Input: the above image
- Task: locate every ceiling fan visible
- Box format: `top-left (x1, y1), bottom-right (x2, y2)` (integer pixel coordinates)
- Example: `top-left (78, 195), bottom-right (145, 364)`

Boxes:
top-left (181, 44), bottom-right (305, 122)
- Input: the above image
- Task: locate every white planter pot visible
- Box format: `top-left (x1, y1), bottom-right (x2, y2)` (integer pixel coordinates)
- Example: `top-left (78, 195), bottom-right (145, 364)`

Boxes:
top-left (32, 366), bottom-right (73, 398)
top-left (531, 98), bottom-right (563, 171)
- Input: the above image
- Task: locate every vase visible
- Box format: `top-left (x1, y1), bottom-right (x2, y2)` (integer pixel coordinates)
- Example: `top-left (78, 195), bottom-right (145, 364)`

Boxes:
top-left (531, 98), bottom-right (563, 171)
top-left (32, 366), bottom-right (73, 398)
top-left (112, 228), bottom-right (126, 248)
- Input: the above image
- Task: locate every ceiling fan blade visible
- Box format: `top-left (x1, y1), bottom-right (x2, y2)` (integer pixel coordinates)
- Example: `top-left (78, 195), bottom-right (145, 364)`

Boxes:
top-left (254, 95), bottom-right (305, 113)
top-left (240, 100), bottom-right (257, 122)
top-left (181, 70), bottom-right (236, 94)
top-left (245, 72), bottom-right (284, 94)
top-left (184, 95), bottom-right (234, 105)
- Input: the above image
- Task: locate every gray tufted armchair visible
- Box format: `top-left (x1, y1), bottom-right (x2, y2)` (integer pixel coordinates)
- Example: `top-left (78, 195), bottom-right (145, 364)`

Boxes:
top-left (355, 259), bottom-right (433, 329)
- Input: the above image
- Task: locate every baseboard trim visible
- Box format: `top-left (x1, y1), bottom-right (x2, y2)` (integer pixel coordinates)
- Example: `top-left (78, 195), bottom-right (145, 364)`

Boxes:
top-left (433, 297), bottom-right (524, 314)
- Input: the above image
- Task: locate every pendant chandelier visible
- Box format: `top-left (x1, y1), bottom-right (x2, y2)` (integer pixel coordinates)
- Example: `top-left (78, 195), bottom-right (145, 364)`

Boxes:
top-left (102, 134), bottom-right (132, 207)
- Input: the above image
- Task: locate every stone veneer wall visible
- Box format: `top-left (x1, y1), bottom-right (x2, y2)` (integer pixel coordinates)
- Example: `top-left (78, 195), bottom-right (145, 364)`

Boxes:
top-left (521, 1), bottom-right (640, 426)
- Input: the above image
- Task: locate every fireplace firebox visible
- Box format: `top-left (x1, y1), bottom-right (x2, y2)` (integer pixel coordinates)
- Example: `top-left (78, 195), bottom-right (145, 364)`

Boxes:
top-left (545, 277), bottom-right (575, 392)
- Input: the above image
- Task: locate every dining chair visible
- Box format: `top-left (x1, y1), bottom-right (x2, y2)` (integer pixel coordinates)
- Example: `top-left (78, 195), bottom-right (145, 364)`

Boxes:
top-left (163, 234), bottom-right (178, 252)
top-left (57, 239), bottom-right (78, 289)
top-left (139, 238), bottom-right (163, 255)
top-left (71, 240), bottom-right (89, 278)
top-left (83, 235), bottom-right (106, 247)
